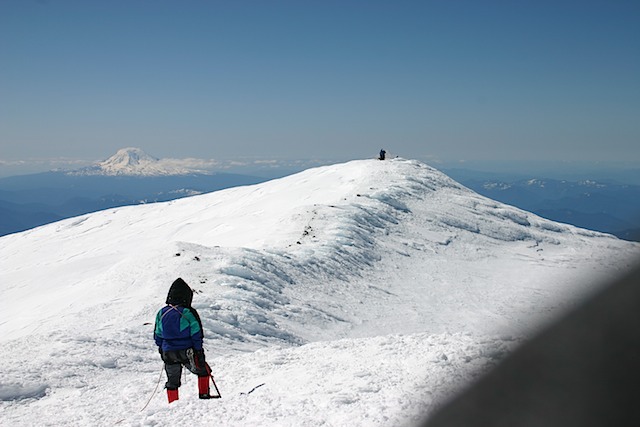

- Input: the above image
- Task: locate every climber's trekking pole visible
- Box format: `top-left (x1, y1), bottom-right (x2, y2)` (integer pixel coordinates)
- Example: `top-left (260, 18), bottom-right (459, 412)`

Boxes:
top-left (206, 362), bottom-right (222, 398)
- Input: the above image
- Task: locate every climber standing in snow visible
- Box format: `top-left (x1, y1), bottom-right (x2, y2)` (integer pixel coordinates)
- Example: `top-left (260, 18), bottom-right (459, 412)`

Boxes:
top-left (154, 278), bottom-right (218, 402)
top-left (379, 149), bottom-right (386, 160)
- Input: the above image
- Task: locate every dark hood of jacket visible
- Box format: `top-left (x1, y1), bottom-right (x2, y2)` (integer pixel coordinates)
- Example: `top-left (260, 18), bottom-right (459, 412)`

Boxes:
top-left (166, 278), bottom-right (193, 307)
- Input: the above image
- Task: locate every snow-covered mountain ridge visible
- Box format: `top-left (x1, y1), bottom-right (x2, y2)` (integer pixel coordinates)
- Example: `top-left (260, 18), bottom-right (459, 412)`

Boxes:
top-left (1, 158), bottom-right (637, 426)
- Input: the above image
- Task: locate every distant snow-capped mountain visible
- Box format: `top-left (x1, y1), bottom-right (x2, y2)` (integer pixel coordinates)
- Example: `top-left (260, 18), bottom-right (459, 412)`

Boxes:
top-left (68, 147), bottom-right (214, 176)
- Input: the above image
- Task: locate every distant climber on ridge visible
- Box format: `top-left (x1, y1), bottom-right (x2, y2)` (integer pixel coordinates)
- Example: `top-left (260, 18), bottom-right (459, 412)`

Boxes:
top-left (154, 278), bottom-right (218, 402)
top-left (379, 149), bottom-right (386, 160)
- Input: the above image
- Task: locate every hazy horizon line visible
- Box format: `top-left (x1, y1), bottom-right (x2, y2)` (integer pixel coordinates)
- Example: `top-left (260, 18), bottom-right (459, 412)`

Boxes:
top-left (1, 154), bottom-right (639, 180)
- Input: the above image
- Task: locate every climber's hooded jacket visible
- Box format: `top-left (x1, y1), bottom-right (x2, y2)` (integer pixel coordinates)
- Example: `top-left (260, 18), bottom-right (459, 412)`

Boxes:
top-left (154, 278), bottom-right (204, 352)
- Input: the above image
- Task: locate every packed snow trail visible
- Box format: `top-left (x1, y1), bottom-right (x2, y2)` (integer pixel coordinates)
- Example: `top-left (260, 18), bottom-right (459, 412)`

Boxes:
top-left (0, 158), bottom-right (638, 426)
top-left (1, 331), bottom-right (522, 427)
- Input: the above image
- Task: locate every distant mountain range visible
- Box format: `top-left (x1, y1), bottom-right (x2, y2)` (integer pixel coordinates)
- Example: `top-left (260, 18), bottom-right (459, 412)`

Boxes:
top-left (445, 170), bottom-right (640, 242)
top-left (1, 148), bottom-right (639, 241)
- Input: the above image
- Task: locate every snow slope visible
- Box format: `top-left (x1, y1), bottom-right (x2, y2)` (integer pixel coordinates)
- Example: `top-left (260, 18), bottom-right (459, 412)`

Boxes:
top-left (1, 158), bottom-right (637, 426)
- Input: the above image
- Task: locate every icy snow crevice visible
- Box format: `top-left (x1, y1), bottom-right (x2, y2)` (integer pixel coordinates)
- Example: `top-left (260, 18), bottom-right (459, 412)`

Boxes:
top-left (0, 383), bottom-right (48, 402)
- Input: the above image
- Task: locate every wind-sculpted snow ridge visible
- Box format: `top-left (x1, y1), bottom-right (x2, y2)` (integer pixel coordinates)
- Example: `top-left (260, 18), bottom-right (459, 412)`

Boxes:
top-left (96, 159), bottom-right (634, 351)
top-left (0, 158), bottom-right (635, 346)
top-left (0, 158), bottom-right (638, 426)
top-left (162, 171), bottom-right (435, 350)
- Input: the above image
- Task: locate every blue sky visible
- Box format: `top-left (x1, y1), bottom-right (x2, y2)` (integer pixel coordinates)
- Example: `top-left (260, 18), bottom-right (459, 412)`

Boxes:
top-left (1, 0), bottom-right (639, 171)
